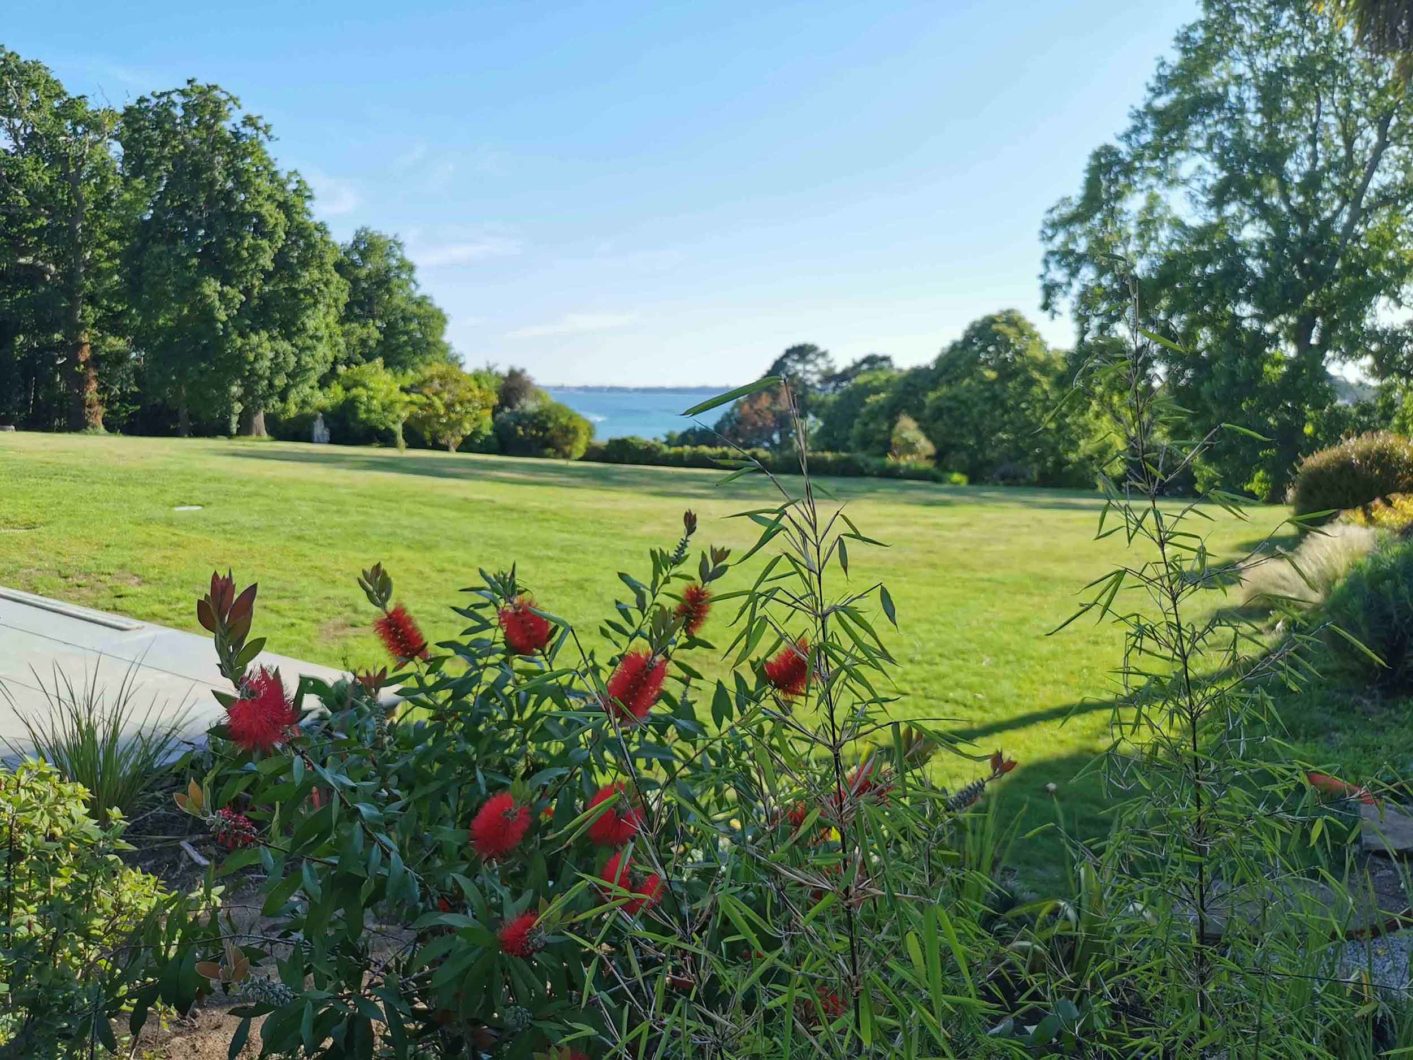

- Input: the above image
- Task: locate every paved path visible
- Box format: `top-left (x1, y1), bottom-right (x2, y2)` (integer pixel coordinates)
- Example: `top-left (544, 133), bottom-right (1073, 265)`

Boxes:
top-left (0, 586), bottom-right (345, 754)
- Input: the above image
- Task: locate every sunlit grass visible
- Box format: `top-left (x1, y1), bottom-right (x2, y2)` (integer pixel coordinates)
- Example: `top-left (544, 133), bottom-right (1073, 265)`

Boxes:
top-left (0, 431), bottom-right (1283, 881)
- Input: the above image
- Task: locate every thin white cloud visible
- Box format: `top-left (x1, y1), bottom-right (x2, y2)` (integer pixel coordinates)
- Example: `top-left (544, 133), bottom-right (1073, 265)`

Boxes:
top-left (412, 236), bottom-right (523, 267)
top-left (506, 313), bottom-right (640, 339)
top-left (304, 169), bottom-right (361, 217)
top-left (393, 142), bottom-right (430, 170)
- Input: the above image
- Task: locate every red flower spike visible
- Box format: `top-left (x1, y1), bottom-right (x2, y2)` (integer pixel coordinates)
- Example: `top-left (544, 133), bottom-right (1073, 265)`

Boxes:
top-left (470, 792), bottom-right (532, 859)
top-left (626, 872), bottom-right (664, 915)
top-left (817, 988), bottom-right (848, 1021)
top-left (989, 750), bottom-right (1018, 778)
top-left (211, 807), bottom-right (257, 850)
top-left (1307, 771), bottom-right (1376, 805)
top-left (785, 802), bottom-right (812, 833)
top-left (586, 782), bottom-right (642, 847)
top-left (599, 851), bottom-right (633, 894)
top-left (764, 639), bottom-right (810, 698)
top-left (674, 584), bottom-right (711, 637)
top-left (375, 604), bottom-right (428, 662)
top-left (603, 650), bottom-right (667, 724)
top-left (497, 911), bottom-right (543, 958)
top-left (498, 596), bottom-right (552, 655)
top-left (227, 667), bottom-right (298, 754)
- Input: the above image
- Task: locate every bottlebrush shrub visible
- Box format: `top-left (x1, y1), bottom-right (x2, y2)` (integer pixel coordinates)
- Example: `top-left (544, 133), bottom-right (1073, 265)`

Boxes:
top-left (180, 402), bottom-right (1020, 1059)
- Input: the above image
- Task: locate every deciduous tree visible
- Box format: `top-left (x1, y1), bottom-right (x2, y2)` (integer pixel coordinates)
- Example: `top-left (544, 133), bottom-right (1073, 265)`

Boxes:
top-left (1043, 0), bottom-right (1413, 497)
top-left (120, 82), bottom-right (345, 435)
top-left (0, 48), bottom-right (122, 430)
top-left (336, 227), bottom-right (449, 373)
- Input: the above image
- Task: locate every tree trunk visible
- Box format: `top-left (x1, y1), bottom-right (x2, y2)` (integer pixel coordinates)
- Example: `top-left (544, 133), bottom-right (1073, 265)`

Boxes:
top-left (239, 406), bottom-right (267, 437)
top-left (178, 394), bottom-right (191, 437)
top-left (66, 333), bottom-right (102, 432)
top-left (0, 319), bottom-right (19, 425)
top-left (62, 157), bottom-right (103, 432)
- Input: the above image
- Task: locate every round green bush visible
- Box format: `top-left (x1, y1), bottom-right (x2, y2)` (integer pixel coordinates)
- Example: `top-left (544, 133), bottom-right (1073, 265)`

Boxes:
top-left (1321, 540), bottom-right (1413, 693)
top-left (1291, 432), bottom-right (1413, 521)
top-left (493, 399), bottom-right (593, 459)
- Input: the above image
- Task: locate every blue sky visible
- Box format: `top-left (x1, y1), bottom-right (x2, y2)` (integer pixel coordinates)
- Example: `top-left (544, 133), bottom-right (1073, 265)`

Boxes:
top-left (10, 0), bottom-right (1198, 385)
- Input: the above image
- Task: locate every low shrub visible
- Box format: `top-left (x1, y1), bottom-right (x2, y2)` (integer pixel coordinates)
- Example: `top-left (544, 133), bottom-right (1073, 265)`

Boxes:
top-left (1238, 523), bottom-right (1379, 611)
top-left (582, 435), bottom-right (968, 484)
top-left (494, 399), bottom-right (593, 459)
top-left (1291, 431), bottom-right (1413, 521)
top-left (0, 761), bottom-right (212, 1054)
top-left (1321, 539), bottom-right (1413, 693)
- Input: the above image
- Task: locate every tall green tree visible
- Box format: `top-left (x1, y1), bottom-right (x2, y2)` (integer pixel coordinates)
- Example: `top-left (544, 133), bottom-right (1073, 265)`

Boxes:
top-left (1042, 0), bottom-right (1413, 498)
top-left (235, 174), bottom-right (346, 435)
top-left (813, 364), bottom-right (898, 451)
top-left (0, 48), bottom-right (122, 430)
top-left (335, 228), bottom-right (450, 373)
top-left (120, 82), bottom-right (345, 435)
top-left (765, 343), bottom-right (834, 406)
top-left (920, 310), bottom-right (1082, 485)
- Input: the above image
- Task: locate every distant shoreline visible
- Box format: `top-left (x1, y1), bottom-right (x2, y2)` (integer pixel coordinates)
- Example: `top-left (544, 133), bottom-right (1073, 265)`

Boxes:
top-left (544, 384), bottom-right (735, 393)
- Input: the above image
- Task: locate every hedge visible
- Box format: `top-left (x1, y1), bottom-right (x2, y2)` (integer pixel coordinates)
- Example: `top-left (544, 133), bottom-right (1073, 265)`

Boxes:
top-left (582, 435), bottom-right (967, 484)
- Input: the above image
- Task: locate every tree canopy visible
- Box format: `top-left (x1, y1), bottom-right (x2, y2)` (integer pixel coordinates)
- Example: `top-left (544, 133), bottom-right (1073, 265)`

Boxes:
top-left (1042, 0), bottom-right (1413, 497)
top-left (336, 228), bottom-right (450, 373)
top-left (0, 47), bottom-right (121, 431)
top-left (120, 82), bottom-right (347, 435)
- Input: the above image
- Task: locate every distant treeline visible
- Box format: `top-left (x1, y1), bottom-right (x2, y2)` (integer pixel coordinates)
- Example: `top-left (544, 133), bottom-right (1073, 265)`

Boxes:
top-left (643, 319), bottom-right (1106, 489)
top-left (14, 0), bottom-right (1413, 498)
top-left (0, 48), bottom-right (591, 457)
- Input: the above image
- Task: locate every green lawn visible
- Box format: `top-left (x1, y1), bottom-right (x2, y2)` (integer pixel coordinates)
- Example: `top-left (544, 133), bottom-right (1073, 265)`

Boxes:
top-left (0, 431), bottom-right (1285, 880)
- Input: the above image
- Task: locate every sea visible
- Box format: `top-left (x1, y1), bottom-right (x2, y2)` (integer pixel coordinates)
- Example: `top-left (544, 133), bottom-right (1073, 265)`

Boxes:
top-left (544, 386), bottom-right (730, 441)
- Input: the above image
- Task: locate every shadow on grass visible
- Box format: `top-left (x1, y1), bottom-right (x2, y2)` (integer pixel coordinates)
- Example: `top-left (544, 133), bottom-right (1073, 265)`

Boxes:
top-left (221, 443), bottom-right (1115, 512)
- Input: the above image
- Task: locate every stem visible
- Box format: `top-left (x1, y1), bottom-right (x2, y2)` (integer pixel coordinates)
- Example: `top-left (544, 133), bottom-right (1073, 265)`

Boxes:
top-left (783, 382), bottom-right (865, 1041)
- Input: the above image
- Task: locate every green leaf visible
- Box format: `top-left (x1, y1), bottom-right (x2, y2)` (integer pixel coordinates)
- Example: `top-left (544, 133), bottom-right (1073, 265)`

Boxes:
top-left (879, 585), bottom-right (897, 626)
top-left (228, 1018), bottom-right (251, 1060)
top-left (681, 376), bottom-right (781, 417)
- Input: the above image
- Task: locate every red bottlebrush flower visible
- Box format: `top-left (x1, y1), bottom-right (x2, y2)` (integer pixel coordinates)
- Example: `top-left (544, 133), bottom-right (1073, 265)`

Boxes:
top-left (1307, 771), bottom-right (1376, 805)
top-left (599, 851), bottom-right (633, 894)
top-left (989, 750), bottom-right (1018, 778)
top-left (498, 596), bottom-right (552, 655)
top-left (817, 988), bottom-right (848, 1021)
top-left (211, 807), bottom-right (257, 850)
top-left (603, 650), bottom-right (667, 724)
top-left (586, 782), bottom-right (642, 847)
top-left (227, 667), bottom-right (298, 754)
top-left (786, 802), bottom-right (808, 830)
top-left (497, 911), bottom-right (543, 958)
top-left (470, 792), bottom-right (532, 859)
top-left (849, 758), bottom-right (891, 801)
top-left (674, 584), bottom-right (711, 636)
top-left (763, 639), bottom-right (810, 698)
top-left (309, 787), bottom-right (326, 811)
top-left (375, 604), bottom-right (428, 662)
top-left (626, 873), bottom-right (664, 915)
